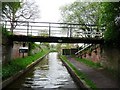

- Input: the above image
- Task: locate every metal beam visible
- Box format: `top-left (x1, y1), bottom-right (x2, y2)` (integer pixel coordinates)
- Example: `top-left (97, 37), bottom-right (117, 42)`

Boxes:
top-left (9, 35), bottom-right (104, 44)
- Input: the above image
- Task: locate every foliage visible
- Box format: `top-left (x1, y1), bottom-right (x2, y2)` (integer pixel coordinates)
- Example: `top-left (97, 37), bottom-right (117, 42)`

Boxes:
top-left (75, 57), bottom-right (102, 69)
top-left (2, 27), bottom-right (11, 36)
top-left (60, 1), bottom-right (120, 44)
top-left (60, 1), bottom-right (101, 38)
top-left (28, 42), bottom-right (40, 55)
top-left (60, 55), bottom-right (97, 89)
top-left (2, 1), bottom-right (40, 32)
top-left (60, 2), bottom-right (100, 25)
top-left (41, 43), bottom-right (50, 49)
top-left (99, 2), bottom-right (120, 45)
top-left (2, 2), bottom-right (21, 31)
top-left (2, 48), bottom-right (49, 80)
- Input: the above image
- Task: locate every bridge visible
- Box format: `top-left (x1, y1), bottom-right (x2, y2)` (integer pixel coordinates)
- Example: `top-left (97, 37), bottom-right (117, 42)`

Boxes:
top-left (3, 21), bottom-right (105, 43)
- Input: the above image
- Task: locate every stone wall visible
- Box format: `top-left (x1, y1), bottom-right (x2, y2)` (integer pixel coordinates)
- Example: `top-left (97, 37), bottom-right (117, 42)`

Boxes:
top-left (100, 46), bottom-right (120, 72)
top-left (2, 35), bottom-right (13, 64)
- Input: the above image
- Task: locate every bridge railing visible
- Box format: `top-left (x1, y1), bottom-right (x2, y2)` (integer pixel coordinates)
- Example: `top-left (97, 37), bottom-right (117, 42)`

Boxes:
top-left (2, 20), bottom-right (105, 39)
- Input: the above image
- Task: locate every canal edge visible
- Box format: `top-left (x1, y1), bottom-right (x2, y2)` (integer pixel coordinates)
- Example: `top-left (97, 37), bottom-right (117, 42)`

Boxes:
top-left (60, 56), bottom-right (91, 90)
top-left (2, 52), bottom-right (49, 89)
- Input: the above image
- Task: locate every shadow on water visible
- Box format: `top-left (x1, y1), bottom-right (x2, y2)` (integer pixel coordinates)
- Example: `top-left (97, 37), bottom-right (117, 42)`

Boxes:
top-left (3, 52), bottom-right (79, 90)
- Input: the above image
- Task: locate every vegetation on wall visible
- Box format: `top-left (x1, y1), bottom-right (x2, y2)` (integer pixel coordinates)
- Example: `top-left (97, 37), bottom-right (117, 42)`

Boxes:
top-left (99, 2), bottom-right (120, 46)
top-left (28, 42), bottom-right (40, 55)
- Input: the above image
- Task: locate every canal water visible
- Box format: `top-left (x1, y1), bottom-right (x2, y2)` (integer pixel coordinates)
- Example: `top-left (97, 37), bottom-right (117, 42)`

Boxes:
top-left (4, 52), bottom-right (78, 90)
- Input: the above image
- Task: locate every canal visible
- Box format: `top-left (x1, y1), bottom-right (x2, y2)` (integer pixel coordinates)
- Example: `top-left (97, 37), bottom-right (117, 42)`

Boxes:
top-left (4, 52), bottom-right (79, 89)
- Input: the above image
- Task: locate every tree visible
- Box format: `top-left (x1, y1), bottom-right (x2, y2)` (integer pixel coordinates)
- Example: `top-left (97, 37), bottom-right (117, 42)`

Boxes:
top-left (60, 2), bottom-right (100, 25)
top-left (2, 2), bottom-right (21, 32)
top-left (60, 1), bottom-right (101, 38)
top-left (99, 2), bottom-right (120, 44)
top-left (2, 0), bottom-right (40, 33)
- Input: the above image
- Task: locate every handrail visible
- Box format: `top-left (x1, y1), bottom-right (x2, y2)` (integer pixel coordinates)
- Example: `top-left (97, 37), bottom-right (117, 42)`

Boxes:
top-left (2, 20), bottom-right (105, 38)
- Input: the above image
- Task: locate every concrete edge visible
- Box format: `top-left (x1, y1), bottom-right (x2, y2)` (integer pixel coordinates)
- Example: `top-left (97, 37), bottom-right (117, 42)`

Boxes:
top-left (60, 57), bottom-right (91, 90)
top-left (2, 53), bottom-right (49, 89)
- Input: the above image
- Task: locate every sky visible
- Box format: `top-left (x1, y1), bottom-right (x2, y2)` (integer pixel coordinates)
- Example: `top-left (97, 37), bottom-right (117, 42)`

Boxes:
top-left (32, 0), bottom-right (76, 45)
top-left (34, 0), bottom-right (75, 22)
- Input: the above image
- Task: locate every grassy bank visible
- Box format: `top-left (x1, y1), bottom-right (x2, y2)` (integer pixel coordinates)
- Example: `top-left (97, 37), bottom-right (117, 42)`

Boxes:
top-left (2, 48), bottom-right (49, 80)
top-left (60, 55), bottom-right (97, 90)
top-left (75, 57), bottom-right (102, 69)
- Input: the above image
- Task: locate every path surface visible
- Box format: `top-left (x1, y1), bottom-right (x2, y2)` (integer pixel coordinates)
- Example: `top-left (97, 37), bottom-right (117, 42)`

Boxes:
top-left (67, 56), bottom-right (119, 89)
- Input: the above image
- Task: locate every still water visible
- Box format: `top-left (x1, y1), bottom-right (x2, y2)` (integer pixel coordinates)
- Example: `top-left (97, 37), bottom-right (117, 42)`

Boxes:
top-left (4, 52), bottom-right (78, 90)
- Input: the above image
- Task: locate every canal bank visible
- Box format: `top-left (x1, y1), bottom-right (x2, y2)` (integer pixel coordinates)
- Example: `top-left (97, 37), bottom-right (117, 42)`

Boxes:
top-left (2, 50), bottom-right (49, 89)
top-left (60, 55), bottom-right (119, 89)
top-left (60, 55), bottom-right (91, 90)
top-left (2, 52), bottom-right (78, 89)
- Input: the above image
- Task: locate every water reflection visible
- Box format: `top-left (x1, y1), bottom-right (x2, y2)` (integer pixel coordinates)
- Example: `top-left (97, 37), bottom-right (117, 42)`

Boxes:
top-left (4, 52), bottom-right (78, 89)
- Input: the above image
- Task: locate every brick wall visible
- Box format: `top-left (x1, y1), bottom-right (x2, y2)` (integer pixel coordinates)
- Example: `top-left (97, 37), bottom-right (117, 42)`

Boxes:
top-left (79, 45), bottom-right (101, 63)
top-left (12, 43), bottom-right (28, 59)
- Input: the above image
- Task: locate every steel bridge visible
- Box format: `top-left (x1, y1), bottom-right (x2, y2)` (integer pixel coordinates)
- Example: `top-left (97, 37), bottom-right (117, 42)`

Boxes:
top-left (3, 21), bottom-right (105, 43)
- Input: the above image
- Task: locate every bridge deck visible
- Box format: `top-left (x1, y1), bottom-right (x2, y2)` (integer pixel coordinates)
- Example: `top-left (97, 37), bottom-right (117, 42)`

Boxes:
top-left (9, 35), bottom-right (104, 44)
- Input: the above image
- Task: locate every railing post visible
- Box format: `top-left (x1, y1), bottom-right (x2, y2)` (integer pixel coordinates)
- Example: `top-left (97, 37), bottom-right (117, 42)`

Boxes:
top-left (67, 28), bottom-right (69, 37)
top-left (70, 26), bottom-right (72, 37)
top-left (27, 22), bottom-right (29, 36)
top-left (31, 26), bottom-right (32, 36)
top-left (49, 23), bottom-right (51, 37)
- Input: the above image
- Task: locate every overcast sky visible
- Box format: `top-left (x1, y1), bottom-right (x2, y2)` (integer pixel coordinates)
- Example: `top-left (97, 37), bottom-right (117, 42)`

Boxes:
top-left (34, 0), bottom-right (75, 22)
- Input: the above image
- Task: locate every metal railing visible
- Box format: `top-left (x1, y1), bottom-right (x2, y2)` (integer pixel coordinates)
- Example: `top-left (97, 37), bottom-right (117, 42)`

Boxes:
top-left (2, 20), bottom-right (105, 38)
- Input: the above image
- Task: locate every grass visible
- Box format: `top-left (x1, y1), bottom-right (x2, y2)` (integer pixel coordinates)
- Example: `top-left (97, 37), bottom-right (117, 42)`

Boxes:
top-left (2, 48), bottom-right (49, 80)
top-left (75, 57), bottom-right (119, 79)
top-left (60, 55), bottom-right (98, 90)
top-left (75, 57), bottom-right (102, 69)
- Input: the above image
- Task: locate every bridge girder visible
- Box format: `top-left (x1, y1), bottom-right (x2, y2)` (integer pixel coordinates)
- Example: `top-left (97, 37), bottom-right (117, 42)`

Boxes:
top-left (9, 35), bottom-right (104, 44)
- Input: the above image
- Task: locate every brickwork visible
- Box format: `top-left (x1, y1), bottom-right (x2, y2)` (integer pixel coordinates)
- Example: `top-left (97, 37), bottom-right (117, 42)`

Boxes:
top-left (12, 43), bottom-right (28, 59)
top-left (80, 46), bottom-right (101, 63)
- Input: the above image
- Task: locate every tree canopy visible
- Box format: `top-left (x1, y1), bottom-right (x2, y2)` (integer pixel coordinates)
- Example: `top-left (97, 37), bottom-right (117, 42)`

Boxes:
top-left (2, 0), bottom-right (40, 32)
top-left (99, 2), bottom-right (120, 44)
top-left (60, 2), bottom-right (101, 38)
top-left (60, 1), bottom-right (120, 45)
top-left (60, 2), bottom-right (100, 25)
